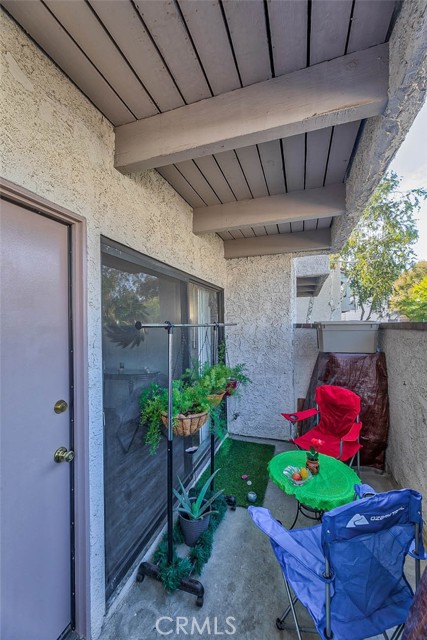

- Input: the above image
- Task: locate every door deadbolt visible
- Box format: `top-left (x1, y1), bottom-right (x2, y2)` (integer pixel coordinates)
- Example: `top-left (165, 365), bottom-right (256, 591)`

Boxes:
top-left (54, 447), bottom-right (75, 463)
top-left (54, 400), bottom-right (68, 414)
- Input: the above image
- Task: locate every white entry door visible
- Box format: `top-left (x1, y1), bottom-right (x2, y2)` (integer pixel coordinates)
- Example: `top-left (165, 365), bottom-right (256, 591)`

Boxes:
top-left (0, 200), bottom-right (73, 639)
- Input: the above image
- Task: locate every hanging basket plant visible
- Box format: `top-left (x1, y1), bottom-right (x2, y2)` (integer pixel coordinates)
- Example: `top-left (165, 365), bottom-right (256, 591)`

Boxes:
top-left (140, 345), bottom-right (252, 454)
top-left (207, 392), bottom-right (226, 408)
top-left (225, 379), bottom-right (239, 396)
top-left (161, 411), bottom-right (209, 437)
top-left (140, 380), bottom-right (211, 454)
top-left (184, 357), bottom-right (251, 402)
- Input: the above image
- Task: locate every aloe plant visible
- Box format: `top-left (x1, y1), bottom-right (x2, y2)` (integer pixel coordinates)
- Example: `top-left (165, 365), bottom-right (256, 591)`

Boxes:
top-left (173, 469), bottom-right (223, 520)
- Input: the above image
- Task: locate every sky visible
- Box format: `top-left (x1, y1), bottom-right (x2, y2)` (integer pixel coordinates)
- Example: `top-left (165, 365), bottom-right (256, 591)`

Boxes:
top-left (389, 100), bottom-right (427, 261)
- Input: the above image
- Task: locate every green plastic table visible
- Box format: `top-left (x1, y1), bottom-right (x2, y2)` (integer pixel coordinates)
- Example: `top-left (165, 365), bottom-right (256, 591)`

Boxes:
top-left (268, 450), bottom-right (361, 527)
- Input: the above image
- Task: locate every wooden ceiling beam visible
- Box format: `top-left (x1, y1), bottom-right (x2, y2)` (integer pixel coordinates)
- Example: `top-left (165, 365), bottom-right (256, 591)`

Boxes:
top-left (114, 44), bottom-right (388, 173)
top-left (193, 184), bottom-right (344, 234)
top-left (223, 229), bottom-right (331, 259)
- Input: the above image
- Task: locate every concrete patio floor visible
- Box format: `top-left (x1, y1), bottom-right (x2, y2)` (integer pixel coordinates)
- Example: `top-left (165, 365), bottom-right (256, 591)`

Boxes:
top-left (98, 438), bottom-right (425, 640)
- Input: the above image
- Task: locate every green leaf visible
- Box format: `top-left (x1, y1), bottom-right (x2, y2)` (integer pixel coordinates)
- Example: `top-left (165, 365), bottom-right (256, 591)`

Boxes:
top-left (194, 468), bottom-right (221, 514)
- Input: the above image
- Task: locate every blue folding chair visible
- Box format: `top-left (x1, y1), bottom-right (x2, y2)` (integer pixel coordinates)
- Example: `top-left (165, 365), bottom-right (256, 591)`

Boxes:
top-left (249, 488), bottom-right (425, 640)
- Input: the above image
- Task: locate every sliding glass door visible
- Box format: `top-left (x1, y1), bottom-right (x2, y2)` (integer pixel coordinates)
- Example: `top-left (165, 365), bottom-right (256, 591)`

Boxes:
top-left (188, 283), bottom-right (220, 450)
top-left (101, 239), bottom-right (222, 600)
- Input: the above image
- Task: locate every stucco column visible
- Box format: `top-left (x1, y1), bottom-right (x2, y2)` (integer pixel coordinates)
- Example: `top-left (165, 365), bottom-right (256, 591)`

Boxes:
top-left (225, 254), bottom-right (296, 440)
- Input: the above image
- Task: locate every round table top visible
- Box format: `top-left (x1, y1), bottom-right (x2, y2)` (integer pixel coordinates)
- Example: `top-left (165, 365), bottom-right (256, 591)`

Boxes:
top-left (268, 450), bottom-right (361, 512)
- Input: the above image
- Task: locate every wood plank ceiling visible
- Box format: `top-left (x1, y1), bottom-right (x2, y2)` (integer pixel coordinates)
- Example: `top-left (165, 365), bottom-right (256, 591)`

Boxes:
top-left (2, 0), bottom-right (397, 255)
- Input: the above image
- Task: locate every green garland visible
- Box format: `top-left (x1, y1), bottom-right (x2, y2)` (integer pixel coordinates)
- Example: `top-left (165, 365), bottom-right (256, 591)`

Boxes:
top-left (152, 494), bottom-right (228, 592)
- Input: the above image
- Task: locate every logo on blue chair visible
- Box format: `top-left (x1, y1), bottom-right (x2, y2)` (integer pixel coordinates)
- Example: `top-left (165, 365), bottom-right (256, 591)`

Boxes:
top-left (346, 506), bottom-right (405, 528)
top-left (346, 514), bottom-right (369, 528)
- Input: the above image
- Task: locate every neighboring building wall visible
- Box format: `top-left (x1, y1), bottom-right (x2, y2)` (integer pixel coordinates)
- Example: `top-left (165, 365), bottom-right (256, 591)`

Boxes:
top-left (295, 256), bottom-right (341, 323)
top-left (226, 254), bottom-right (296, 440)
top-left (294, 256), bottom-right (341, 404)
top-left (379, 326), bottom-right (427, 503)
top-left (0, 13), bottom-right (227, 638)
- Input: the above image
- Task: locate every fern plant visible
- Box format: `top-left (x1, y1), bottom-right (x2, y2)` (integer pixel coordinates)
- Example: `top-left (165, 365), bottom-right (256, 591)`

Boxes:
top-left (184, 360), bottom-right (251, 396)
top-left (140, 380), bottom-right (211, 454)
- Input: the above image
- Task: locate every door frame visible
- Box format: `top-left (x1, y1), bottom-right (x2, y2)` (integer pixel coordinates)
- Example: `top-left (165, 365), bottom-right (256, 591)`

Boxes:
top-left (0, 178), bottom-right (89, 639)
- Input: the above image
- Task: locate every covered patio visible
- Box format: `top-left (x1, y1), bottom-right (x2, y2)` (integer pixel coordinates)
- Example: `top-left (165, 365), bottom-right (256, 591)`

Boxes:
top-left (1, 1), bottom-right (426, 639)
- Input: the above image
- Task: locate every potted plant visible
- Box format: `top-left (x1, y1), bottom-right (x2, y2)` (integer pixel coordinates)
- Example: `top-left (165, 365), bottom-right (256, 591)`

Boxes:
top-left (199, 361), bottom-right (230, 406)
top-left (306, 446), bottom-right (320, 475)
top-left (216, 341), bottom-right (251, 397)
top-left (174, 470), bottom-right (223, 546)
top-left (140, 380), bottom-right (211, 454)
top-left (184, 358), bottom-right (251, 403)
top-left (224, 362), bottom-right (251, 397)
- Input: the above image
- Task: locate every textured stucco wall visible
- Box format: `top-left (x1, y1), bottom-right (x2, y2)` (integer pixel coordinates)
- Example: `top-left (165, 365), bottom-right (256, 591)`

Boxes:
top-left (293, 329), bottom-right (319, 405)
top-left (225, 254), bottom-right (296, 440)
top-left (0, 12), bottom-right (226, 639)
top-left (295, 255), bottom-right (330, 278)
top-left (380, 329), bottom-right (427, 501)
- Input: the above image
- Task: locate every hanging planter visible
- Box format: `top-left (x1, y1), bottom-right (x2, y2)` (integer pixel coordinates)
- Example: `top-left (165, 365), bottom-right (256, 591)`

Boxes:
top-left (225, 379), bottom-right (240, 396)
top-left (140, 380), bottom-right (211, 454)
top-left (207, 392), bottom-right (225, 407)
top-left (140, 348), bottom-right (252, 454)
top-left (184, 357), bottom-right (251, 401)
top-left (161, 411), bottom-right (209, 437)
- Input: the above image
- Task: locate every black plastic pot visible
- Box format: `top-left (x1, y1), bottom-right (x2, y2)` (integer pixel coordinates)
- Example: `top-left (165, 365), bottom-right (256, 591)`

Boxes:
top-left (179, 500), bottom-right (211, 546)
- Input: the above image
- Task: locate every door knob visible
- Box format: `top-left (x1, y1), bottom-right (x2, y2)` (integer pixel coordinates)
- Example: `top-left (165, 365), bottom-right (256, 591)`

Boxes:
top-left (54, 447), bottom-right (75, 463)
top-left (54, 400), bottom-right (68, 414)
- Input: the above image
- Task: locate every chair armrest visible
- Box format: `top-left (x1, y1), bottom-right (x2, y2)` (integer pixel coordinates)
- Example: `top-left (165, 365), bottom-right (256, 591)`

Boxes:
top-left (354, 484), bottom-right (377, 499)
top-left (342, 421), bottom-right (363, 442)
top-left (248, 507), bottom-right (332, 583)
top-left (281, 408), bottom-right (319, 423)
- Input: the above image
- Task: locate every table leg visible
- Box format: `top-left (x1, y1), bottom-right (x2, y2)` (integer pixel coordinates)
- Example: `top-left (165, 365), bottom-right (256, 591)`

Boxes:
top-left (289, 500), bottom-right (301, 529)
top-left (299, 503), bottom-right (324, 522)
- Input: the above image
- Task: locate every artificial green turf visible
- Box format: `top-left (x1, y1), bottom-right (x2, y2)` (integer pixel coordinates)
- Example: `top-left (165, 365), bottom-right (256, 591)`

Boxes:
top-left (196, 438), bottom-right (275, 508)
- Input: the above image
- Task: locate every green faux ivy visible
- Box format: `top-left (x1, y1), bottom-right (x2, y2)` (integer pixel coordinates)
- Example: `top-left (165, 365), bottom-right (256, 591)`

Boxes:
top-left (152, 494), bottom-right (228, 592)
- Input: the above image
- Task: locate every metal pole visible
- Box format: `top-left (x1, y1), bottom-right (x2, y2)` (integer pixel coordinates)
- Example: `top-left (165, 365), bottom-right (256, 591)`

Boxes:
top-left (134, 320), bottom-right (239, 559)
top-left (210, 324), bottom-right (219, 490)
top-left (166, 322), bottom-right (174, 565)
top-left (135, 321), bottom-right (237, 329)
top-left (415, 522), bottom-right (421, 587)
top-left (136, 320), bottom-right (243, 605)
top-left (324, 559), bottom-right (332, 639)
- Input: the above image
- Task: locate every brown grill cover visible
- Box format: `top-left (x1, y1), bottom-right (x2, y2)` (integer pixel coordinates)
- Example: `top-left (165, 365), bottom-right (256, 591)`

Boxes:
top-left (302, 352), bottom-right (389, 469)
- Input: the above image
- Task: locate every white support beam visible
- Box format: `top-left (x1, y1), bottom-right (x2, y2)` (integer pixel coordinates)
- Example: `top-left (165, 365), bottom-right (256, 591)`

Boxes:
top-left (224, 229), bottom-right (331, 259)
top-left (193, 184), bottom-right (345, 234)
top-left (115, 44), bottom-right (388, 173)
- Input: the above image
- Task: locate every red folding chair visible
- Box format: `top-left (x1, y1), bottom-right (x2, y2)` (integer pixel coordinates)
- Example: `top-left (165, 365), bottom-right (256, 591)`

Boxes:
top-left (282, 385), bottom-right (362, 474)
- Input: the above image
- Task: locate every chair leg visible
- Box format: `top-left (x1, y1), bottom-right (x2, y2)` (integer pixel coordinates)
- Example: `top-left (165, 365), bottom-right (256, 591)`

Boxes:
top-left (357, 448), bottom-right (361, 477)
top-left (390, 624), bottom-right (405, 640)
top-left (277, 593), bottom-right (298, 626)
top-left (282, 579), bottom-right (303, 640)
